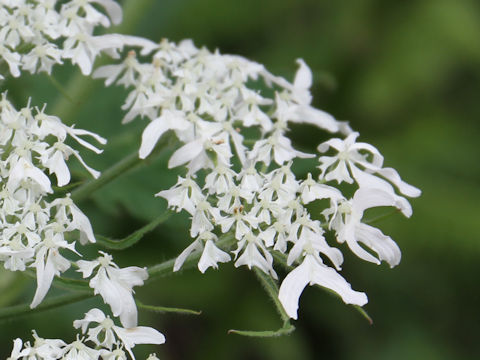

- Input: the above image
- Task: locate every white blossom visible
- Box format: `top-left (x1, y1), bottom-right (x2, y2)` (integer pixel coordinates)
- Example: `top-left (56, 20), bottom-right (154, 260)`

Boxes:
top-left (77, 252), bottom-right (148, 328)
top-left (74, 308), bottom-right (165, 359)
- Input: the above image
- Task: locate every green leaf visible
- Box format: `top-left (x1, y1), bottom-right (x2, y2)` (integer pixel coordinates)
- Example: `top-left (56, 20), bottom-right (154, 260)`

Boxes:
top-left (96, 211), bottom-right (171, 250)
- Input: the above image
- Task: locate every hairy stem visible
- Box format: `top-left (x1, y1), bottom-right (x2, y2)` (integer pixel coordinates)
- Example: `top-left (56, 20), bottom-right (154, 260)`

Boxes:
top-left (0, 292), bottom-right (92, 322)
top-left (96, 211), bottom-right (172, 250)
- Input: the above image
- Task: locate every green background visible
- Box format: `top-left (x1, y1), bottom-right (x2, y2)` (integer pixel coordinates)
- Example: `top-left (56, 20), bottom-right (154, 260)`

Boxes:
top-left (1, 0), bottom-right (479, 359)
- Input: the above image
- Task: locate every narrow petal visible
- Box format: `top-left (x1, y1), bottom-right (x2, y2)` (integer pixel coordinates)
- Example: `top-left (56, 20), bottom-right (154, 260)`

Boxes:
top-left (94, 0), bottom-right (123, 25)
top-left (308, 256), bottom-right (368, 306)
top-left (173, 240), bottom-right (203, 272)
top-left (139, 118), bottom-right (169, 159)
top-left (376, 167), bottom-right (421, 198)
top-left (114, 325), bottom-right (165, 359)
top-left (31, 250), bottom-right (56, 308)
top-left (168, 139), bottom-right (203, 169)
top-left (294, 59), bottom-right (312, 90)
top-left (278, 256), bottom-right (312, 319)
top-left (356, 223), bottom-right (401, 268)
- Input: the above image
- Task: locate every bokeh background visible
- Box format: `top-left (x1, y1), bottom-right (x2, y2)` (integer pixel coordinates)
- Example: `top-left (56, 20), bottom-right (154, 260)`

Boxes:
top-left (1, 0), bottom-right (479, 359)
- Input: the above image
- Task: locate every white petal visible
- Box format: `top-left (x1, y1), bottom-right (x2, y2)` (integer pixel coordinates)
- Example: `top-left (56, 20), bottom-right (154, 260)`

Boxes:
top-left (139, 118), bottom-right (170, 159)
top-left (112, 266), bottom-right (148, 286)
top-left (308, 256), bottom-right (368, 305)
top-left (77, 259), bottom-right (100, 278)
top-left (350, 167), bottom-right (412, 217)
top-left (90, 269), bottom-right (138, 328)
top-left (355, 223), bottom-right (401, 267)
top-left (47, 151), bottom-right (70, 187)
top-left (295, 106), bottom-right (341, 133)
top-left (173, 240), bottom-right (203, 272)
top-left (73, 308), bottom-right (106, 333)
top-left (69, 203), bottom-right (96, 244)
top-left (352, 187), bottom-right (400, 214)
top-left (31, 250), bottom-right (57, 308)
top-left (294, 59), bottom-right (312, 90)
top-left (375, 167), bottom-right (421, 198)
top-left (139, 113), bottom-right (190, 159)
top-left (278, 255), bottom-right (312, 319)
top-left (114, 325), bottom-right (165, 357)
top-left (340, 223), bottom-right (381, 265)
top-left (93, 0), bottom-right (123, 25)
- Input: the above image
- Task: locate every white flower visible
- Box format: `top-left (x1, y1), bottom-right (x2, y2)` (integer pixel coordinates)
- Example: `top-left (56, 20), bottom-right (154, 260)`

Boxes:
top-left (329, 187), bottom-right (411, 267)
top-left (168, 120), bottom-right (232, 172)
top-left (318, 132), bottom-right (421, 198)
top-left (287, 214), bottom-right (344, 270)
top-left (190, 198), bottom-right (222, 237)
top-left (62, 33), bottom-right (124, 75)
top-left (198, 239), bottom-right (231, 273)
top-left (156, 176), bottom-right (203, 215)
top-left (299, 173), bottom-right (344, 204)
top-left (77, 252), bottom-right (148, 328)
top-left (279, 254), bottom-right (368, 319)
top-left (30, 230), bottom-right (77, 308)
top-left (74, 308), bottom-right (165, 359)
top-left (7, 339), bottom-right (28, 360)
top-left (234, 231), bottom-right (277, 279)
top-left (52, 196), bottom-right (97, 245)
top-left (250, 130), bottom-right (313, 166)
top-left (61, 337), bottom-right (104, 360)
top-left (174, 231), bottom-right (230, 273)
top-left (25, 330), bottom-right (66, 359)
top-left (6, 157), bottom-right (52, 194)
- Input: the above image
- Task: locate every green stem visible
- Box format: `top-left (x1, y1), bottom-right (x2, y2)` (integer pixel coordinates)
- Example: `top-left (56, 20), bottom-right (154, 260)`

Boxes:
top-left (71, 133), bottom-right (174, 203)
top-left (23, 270), bottom-right (91, 292)
top-left (0, 292), bottom-right (92, 322)
top-left (254, 268), bottom-right (290, 323)
top-left (364, 209), bottom-right (400, 225)
top-left (228, 268), bottom-right (295, 337)
top-left (228, 322), bottom-right (295, 338)
top-left (136, 300), bottom-right (201, 316)
top-left (71, 151), bottom-right (140, 202)
top-left (47, 75), bottom-right (76, 104)
top-left (96, 211), bottom-right (172, 250)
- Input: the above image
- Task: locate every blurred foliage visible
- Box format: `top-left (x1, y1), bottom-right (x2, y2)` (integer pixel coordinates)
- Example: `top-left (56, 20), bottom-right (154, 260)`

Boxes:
top-left (2, 0), bottom-right (480, 359)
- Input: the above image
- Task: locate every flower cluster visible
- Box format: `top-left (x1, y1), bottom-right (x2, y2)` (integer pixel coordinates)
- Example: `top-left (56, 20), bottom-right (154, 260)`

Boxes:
top-left (0, 93), bottom-right (104, 307)
top-left (1, 94), bottom-right (164, 358)
top-left (2, 0), bottom-right (421, 356)
top-left (0, 0), bottom-right (156, 78)
top-left (9, 309), bottom-right (163, 360)
top-left (95, 39), bottom-right (421, 319)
